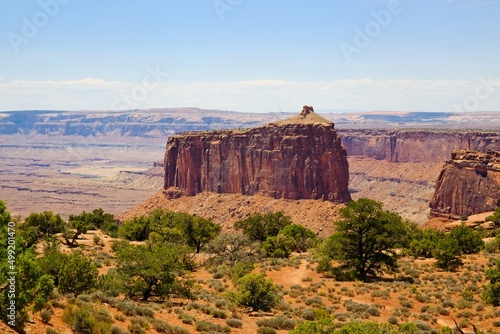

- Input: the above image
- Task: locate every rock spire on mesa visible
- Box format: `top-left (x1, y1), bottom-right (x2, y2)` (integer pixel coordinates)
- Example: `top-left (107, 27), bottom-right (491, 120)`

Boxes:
top-left (271, 105), bottom-right (333, 126)
top-left (164, 106), bottom-right (351, 203)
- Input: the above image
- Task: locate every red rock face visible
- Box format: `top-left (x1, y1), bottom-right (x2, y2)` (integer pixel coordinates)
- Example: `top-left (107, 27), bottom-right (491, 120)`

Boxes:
top-left (164, 123), bottom-right (351, 203)
top-left (339, 130), bottom-right (500, 162)
top-left (429, 150), bottom-right (500, 218)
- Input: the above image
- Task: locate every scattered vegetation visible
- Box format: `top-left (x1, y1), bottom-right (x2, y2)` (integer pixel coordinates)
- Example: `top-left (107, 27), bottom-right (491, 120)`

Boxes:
top-left (483, 259), bottom-right (500, 306)
top-left (1, 200), bottom-right (500, 333)
top-left (486, 207), bottom-right (500, 228)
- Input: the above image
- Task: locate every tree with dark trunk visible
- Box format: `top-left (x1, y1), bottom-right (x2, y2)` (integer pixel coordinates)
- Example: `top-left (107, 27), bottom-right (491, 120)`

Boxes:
top-left (320, 198), bottom-right (407, 281)
top-left (113, 242), bottom-right (192, 301)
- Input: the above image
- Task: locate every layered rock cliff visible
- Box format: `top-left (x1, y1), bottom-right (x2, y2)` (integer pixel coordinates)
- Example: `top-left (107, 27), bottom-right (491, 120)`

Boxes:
top-left (429, 150), bottom-right (500, 218)
top-left (164, 107), bottom-right (351, 203)
top-left (338, 130), bottom-right (500, 163)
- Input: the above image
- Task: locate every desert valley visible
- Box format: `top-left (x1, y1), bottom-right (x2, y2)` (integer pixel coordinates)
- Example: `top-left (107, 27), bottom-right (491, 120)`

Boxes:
top-left (3, 1), bottom-right (500, 333)
top-left (1, 107), bottom-right (500, 334)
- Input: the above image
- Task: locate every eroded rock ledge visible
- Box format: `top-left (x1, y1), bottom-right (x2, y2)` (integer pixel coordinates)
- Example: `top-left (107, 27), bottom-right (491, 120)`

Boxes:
top-left (430, 150), bottom-right (500, 218)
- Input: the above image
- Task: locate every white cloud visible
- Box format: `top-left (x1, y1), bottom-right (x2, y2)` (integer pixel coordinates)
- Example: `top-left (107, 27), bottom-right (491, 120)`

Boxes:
top-left (0, 78), bottom-right (499, 113)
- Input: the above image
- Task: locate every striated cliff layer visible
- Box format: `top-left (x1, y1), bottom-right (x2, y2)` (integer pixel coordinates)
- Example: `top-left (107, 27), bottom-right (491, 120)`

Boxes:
top-left (164, 107), bottom-right (351, 203)
top-left (429, 150), bottom-right (500, 218)
top-left (338, 130), bottom-right (500, 162)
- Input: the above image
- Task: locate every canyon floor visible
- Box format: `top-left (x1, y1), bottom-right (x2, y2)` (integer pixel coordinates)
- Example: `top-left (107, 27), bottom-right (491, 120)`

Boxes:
top-left (0, 140), bottom-right (164, 220)
top-left (0, 139), bottom-right (441, 227)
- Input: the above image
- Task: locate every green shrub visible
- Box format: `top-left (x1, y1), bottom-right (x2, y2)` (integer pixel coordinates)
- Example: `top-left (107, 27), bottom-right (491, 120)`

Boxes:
top-left (484, 238), bottom-right (500, 253)
top-left (256, 315), bottom-right (296, 330)
top-left (486, 207), bottom-right (500, 228)
top-left (449, 223), bottom-right (484, 254)
top-left (113, 242), bottom-right (193, 301)
top-left (59, 252), bottom-right (99, 296)
top-left (234, 211), bottom-right (292, 242)
top-left (117, 301), bottom-right (137, 316)
top-left (130, 316), bottom-right (150, 329)
top-left (114, 313), bottom-right (126, 322)
top-left (46, 328), bottom-right (62, 334)
top-left (110, 326), bottom-right (131, 334)
top-left (279, 224), bottom-right (318, 252)
top-left (211, 308), bottom-right (228, 319)
top-left (388, 315), bottom-right (398, 325)
top-left (406, 228), bottom-right (443, 258)
top-left (433, 237), bottom-right (463, 271)
top-left (261, 235), bottom-right (292, 258)
top-left (230, 261), bottom-right (255, 284)
top-left (367, 306), bottom-right (380, 316)
top-left (483, 259), bottom-right (500, 306)
top-left (63, 303), bottom-right (113, 334)
top-left (151, 318), bottom-right (189, 334)
top-left (195, 320), bottom-right (231, 333)
top-left (257, 327), bottom-right (277, 334)
top-left (235, 273), bottom-right (281, 311)
top-left (442, 300), bottom-right (455, 308)
top-left (400, 321), bottom-right (432, 332)
top-left (20, 211), bottom-right (65, 247)
top-left (437, 307), bottom-right (450, 316)
top-left (134, 306), bottom-right (154, 317)
top-left (301, 308), bottom-right (316, 321)
top-left (128, 323), bottom-right (145, 334)
top-left (292, 319), bottom-right (397, 334)
top-left (226, 318), bottom-right (243, 328)
top-left (40, 308), bottom-right (53, 324)
top-left (214, 299), bottom-right (227, 309)
top-left (304, 296), bottom-right (323, 307)
top-left (119, 216), bottom-right (151, 241)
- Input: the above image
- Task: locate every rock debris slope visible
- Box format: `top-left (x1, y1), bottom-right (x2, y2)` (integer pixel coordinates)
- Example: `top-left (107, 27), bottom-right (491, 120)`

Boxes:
top-left (164, 106), bottom-right (351, 203)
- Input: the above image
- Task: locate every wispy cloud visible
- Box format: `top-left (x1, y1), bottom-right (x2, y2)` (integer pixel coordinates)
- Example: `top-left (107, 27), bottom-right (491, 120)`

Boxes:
top-left (0, 78), bottom-right (499, 113)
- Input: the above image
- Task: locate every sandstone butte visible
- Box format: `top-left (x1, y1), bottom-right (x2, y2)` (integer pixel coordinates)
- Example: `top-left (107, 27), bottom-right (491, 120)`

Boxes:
top-left (430, 149), bottom-right (500, 218)
top-left (163, 106), bottom-right (352, 203)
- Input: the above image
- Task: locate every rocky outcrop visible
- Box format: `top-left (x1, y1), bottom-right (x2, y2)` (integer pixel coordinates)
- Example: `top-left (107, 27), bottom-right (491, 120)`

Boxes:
top-left (429, 150), bottom-right (500, 218)
top-left (164, 107), bottom-right (351, 203)
top-left (338, 130), bottom-right (500, 162)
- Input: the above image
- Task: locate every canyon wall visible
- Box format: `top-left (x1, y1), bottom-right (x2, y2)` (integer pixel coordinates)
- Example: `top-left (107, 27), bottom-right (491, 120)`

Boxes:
top-left (338, 130), bottom-right (500, 162)
top-left (164, 110), bottom-right (351, 203)
top-left (429, 150), bottom-right (500, 218)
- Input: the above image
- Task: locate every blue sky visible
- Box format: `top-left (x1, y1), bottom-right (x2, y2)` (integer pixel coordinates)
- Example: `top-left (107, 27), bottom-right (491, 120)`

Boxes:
top-left (1, 0), bottom-right (499, 113)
